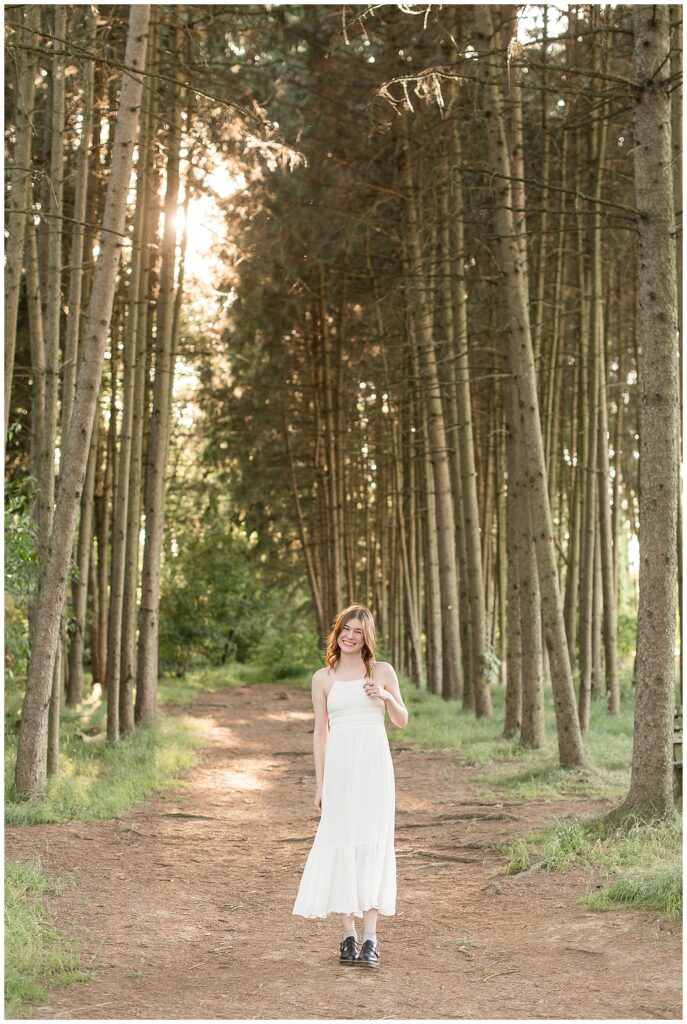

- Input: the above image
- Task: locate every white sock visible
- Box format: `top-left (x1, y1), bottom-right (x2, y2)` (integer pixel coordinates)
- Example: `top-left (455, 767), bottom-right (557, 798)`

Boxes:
top-left (343, 929), bottom-right (357, 940)
top-left (363, 931), bottom-right (377, 945)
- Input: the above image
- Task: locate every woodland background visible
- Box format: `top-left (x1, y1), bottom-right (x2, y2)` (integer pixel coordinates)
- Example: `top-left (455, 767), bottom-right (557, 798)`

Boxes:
top-left (3, 3), bottom-right (683, 1014)
top-left (4, 3), bottom-right (682, 811)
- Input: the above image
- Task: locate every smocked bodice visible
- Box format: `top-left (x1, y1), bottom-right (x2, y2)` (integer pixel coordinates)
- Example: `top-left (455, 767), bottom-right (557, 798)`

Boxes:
top-left (326, 677), bottom-right (386, 731)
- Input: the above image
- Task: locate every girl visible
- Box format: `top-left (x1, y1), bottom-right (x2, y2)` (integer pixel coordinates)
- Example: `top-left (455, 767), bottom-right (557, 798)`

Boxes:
top-left (292, 604), bottom-right (408, 968)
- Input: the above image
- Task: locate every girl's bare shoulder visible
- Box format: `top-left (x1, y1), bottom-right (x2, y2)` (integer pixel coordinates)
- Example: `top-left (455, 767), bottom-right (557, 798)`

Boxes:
top-left (312, 666), bottom-right (331, 688)
top-left (372, 660), bottom-right (397, 680)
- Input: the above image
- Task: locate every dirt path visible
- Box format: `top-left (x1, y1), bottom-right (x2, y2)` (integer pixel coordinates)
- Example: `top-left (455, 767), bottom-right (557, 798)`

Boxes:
top-left (6, 684), bottom-right (682, 1020)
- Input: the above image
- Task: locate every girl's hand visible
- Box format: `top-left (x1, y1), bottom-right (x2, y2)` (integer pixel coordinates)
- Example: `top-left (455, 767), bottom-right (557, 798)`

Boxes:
top-left (314, 785), bottom-right (322, 812)
top-left (363, 680), bottom-right (388, 702)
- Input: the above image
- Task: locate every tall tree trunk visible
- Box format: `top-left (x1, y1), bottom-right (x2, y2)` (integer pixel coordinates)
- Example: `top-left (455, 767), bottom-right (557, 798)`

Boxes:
top-left (26, 220), bottom-right (46, 530)
top-left (402, 128), bottom-right (465, 704)
top-left (4, 5), bottom-right (39, 432)
top-left (392, 409), bottom-right (424, 688)
top-left (669, 5), bottom-right (682, 712)
top-left (67, 427), bottom-right (97, 704)
top-left (47, 638), bottom-right (62, 776)
top-left (410, 304), bottom-right (442, 696)
top-left (503, 397), bottom-right (522, 738)
top-left (439, 168), bottom-right (471, 705)
top-left (564, 307), bottom-right (586, 666)
top-left (447, 121), bottom-right (491, 716)
top-left (105, 173), bottom-right (148, 742)
top-left (597, 310), bottom-right (620, 713)
top-left (320, 271), bottom-right (343, 616)
top-left (475, 6), bottom-right (584, 766)
top-left (610, 318), bottom-right (625, 611)
top-left (591, 521), bottom-right (603, 696)
top-left (95, 409), bottom-right (115, 688)
top-left (120, 23), bottom-right (159, 734)
top-left (60, 6), bottom-right (96, 446)
top-left (43, 5), bottom-right (67, 778)
top-left (495, 411), bottom-right (508, 689)
top-left (282, 409), bottom-right (325, 636)
top-left (578, 273), bottom-right (598, 732)
top-left (15, 5), bottom-right (151, 797)
top-left (615, 5), bottom-right (678, 817)
top-left (503, 323), bottom-right (545, 747)
top-left (531, 4), bottom-right (551, 377)
top-left (136, 11), bottom-right (185, 723)
top-left (63, 7), bottom-right (96, 706)
top-left (544, 131), bottom-right (569, 487)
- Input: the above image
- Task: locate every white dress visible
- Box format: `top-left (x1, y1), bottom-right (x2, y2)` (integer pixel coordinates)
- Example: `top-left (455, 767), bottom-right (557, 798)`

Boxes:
top-left (292, 675), bottom-right (397, 918)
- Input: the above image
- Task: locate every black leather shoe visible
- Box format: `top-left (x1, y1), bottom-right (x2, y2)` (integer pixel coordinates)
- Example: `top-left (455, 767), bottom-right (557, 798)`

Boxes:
top-left (357, 938), bottom-right (380, 968)
top-left (339, 935), bottom-right (359, 965)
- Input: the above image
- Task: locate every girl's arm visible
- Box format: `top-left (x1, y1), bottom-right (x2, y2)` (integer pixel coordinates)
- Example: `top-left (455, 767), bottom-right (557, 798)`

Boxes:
top-left (363, 663), bottom-right (409, 728)
top-left (311, 671), bottom-right (329, 809)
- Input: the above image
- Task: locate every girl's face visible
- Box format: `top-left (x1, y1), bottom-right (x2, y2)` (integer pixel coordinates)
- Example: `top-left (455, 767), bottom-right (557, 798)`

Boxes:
top-left (338, 617), bottom-right (365, 656)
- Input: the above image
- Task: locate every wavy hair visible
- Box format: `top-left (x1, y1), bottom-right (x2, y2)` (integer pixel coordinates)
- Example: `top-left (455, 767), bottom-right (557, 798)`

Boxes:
top-left (324, 604), bottom-right (376, 680)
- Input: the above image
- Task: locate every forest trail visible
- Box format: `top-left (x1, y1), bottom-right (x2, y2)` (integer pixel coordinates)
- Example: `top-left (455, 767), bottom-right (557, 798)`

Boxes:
top-left (6, 684), bottom-right (681, 1021)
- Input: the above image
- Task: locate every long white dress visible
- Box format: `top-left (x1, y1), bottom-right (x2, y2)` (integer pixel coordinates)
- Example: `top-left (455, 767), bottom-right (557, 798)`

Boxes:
top-left (292, 675), bottom-right (396, 919)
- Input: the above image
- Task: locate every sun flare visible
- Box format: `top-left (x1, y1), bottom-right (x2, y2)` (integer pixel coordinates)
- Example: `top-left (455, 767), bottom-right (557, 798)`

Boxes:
top-left (175, 161), bottom-right (246, 280)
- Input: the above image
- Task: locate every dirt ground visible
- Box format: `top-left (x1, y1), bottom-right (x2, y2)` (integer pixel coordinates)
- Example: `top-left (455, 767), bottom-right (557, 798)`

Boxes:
top-left (5, 683), bottom-right (682, 1021)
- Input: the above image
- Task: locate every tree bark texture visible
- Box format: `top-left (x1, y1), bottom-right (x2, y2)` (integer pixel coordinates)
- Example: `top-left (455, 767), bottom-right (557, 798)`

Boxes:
top-left (402, 129), bottom-right (465, 704)
top-left (4, 6), bottom-right (39, 433)
top-left (15, 5), bottom-right (151, 797)
top-left (474, 5), bottom-right (584, 767)
top-left (616, 5), bottom-right (679, 817)
top-left (136, 10), bottom-right (185, 724)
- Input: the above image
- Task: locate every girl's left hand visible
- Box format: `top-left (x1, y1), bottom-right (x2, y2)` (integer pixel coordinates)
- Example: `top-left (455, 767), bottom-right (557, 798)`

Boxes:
top-left (363, 680), bottom-right (388, 702)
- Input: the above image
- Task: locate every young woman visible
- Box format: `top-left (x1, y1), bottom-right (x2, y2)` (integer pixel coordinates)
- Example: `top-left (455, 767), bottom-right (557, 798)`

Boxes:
top-left (292, 604), bottom-right (408, 969)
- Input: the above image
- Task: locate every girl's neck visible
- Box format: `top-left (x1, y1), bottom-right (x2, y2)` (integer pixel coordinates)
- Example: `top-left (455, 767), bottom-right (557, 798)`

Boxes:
top-left (336, 652), bottom-right (365, 675)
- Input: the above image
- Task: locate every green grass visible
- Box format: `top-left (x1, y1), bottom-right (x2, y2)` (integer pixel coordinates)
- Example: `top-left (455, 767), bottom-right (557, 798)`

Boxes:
top-left (394, 669), bottom-right (637, 802)
top-left (502, 812), bottom-right (682, 917)
top-left (584, 861), bottom-right (682, 916)
top-left (4, 678), bottom-right (214, 1014)
top-left (5, 686), bottom-right (209, 825)
top-left (4, 658), bottom-right (312, 826)
top-left (4, 857), bottom-right (89, 1016)
top-left (400, 682), bottom-right (527, 760)
top-left (157, 661), bottom-right (313, 707)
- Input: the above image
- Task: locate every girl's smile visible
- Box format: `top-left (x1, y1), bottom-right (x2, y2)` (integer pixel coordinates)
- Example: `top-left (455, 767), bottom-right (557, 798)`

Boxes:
top-left (339, 621), bottom-right (364, 652)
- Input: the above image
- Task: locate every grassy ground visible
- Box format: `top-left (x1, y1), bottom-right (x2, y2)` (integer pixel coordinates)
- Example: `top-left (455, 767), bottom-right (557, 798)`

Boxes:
top-left (161, 661), bottom-right (659, 807)
top-left (396, 665), bottom-right (681, 918)
top-left (161, 662), bottom-right (635, 799)
top-left (5, 681), bottom-right (210, 1016)
top-left (157, 661), bottom-right (312, 703)
top-left (502, 813), bottom-right (682, 917)
top-left (5, 685), bottom-right (209, 826)
top-left (399, 667), bottom-right (637, 802)
top-left (4, 660), bottom-right (680, 1015)
top-left (158, 660), bottom-right (683, 918)
top-left (4, 857), bottom-right (89, 1016)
